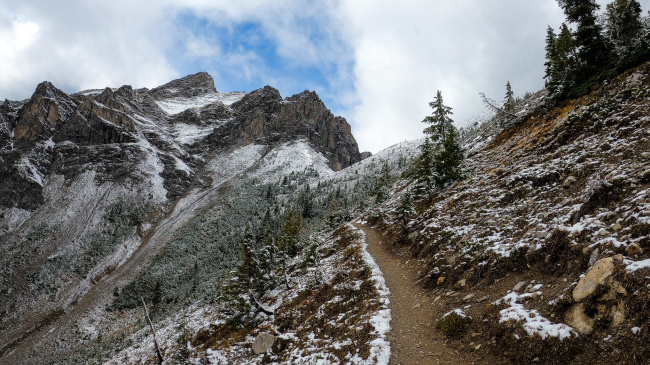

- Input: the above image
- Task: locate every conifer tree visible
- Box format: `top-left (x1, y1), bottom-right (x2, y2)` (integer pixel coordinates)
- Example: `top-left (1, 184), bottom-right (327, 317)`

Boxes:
top-left (504, 81), bottom-right (515, 113)
top-left (278, 210), bottom-right (302, 257)
top-left (604, 0), bottom-right (644, 53)
top-left (432, 123), bottom-right (465, 188)
top-left (396, 190), bottom-right (416, 228)
top-left (415, 137), bottom-right (435, 193)
top-left (416, 91), bottom-right (464, 193)
top-left (557, 0), bottom-right (611, 77)
top-left (423, 90), bottom-right (454, 143)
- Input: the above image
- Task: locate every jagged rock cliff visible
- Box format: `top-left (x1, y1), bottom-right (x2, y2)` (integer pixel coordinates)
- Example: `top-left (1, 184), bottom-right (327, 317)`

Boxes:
top-left (211, 86), bottom-right (362, 170)
top-left (0, 72), bottom-right (362, 210)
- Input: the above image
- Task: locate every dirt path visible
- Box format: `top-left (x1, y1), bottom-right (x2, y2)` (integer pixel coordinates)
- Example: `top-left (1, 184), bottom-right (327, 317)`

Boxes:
top-left (355, 224), bottom-right (476, 365)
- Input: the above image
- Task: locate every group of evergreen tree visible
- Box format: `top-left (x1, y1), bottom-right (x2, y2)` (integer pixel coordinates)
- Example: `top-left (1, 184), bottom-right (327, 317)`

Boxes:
top-left (415, 91), bottom-right (465, 196)
top-left (223, 209), bottom-right (307, 327)
top-left (545, 0), bottom-right (650, 100)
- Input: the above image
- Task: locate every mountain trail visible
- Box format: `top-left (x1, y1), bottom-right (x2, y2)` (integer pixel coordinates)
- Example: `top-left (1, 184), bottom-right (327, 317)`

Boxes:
top-left (354, 223), bottom-right (478, 365)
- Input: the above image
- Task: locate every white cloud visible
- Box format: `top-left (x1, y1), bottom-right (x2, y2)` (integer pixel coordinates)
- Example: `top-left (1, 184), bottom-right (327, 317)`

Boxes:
top-left (339, 0), bottom-right (650, 153)
top-left (0, 1), bottom-right (179, 99)
top-left (1, 0), bottom-right (648, 154)
top-left (334, 0), bottom-right (568, 152)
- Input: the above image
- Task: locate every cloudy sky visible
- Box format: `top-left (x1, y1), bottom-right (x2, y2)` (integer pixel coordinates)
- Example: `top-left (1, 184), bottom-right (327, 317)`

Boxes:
top-left (1, 0), bottom-right (647, 153)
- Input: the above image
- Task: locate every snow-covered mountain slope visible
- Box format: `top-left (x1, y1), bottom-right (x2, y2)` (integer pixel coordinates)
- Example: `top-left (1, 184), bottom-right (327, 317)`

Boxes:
top-left (0, 72), bottom-right (367, 364)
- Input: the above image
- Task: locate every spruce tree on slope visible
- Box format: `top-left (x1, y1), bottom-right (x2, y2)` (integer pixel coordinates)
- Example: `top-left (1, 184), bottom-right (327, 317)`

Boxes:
top-left (432, 121), bottom-right (464, 189)
top-left (416, 90), bottom-right (465, 193)
top-left (604, 0), bottom-right (644, 54)
top-left (396, 190), bottom-right (416, 229)
top-left (423, 90), bottom-right (454, 143)
top-left (556, 0), bottom-right (611, 83)
top-left (415, 137), bottom-right (435, 194)
top-left (504, 81), bottom-right (515, 113)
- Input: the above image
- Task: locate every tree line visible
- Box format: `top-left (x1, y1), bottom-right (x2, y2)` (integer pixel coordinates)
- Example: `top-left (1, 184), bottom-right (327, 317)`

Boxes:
top-left (545, 0), bottom-right (650, 100)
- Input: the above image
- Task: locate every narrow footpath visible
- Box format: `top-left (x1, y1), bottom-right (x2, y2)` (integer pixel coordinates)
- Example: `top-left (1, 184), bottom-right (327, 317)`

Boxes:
top-left (354, 223), bottom-right (477, 365)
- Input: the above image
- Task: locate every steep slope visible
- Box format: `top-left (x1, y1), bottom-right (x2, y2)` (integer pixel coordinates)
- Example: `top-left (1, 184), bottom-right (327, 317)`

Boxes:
top-left (363, 61), bottom-right (650, 364)
top-left (0, 73), bottom-right (364, 364)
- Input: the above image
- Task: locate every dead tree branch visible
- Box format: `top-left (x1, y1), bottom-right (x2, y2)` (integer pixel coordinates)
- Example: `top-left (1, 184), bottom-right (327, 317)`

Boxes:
top-left (141, 297), bottom-right (164, 364)
top-left (479, 92), bottom-right (518, 118)
top-left (250, 291), bottom-right (275, 316)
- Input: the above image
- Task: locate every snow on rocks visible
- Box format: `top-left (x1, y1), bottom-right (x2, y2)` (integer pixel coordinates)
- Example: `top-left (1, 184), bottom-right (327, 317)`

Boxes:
top-left (155, 91), bottom-right (246, 115)
top-left (495, 292), bottom-right (577, 340)
top-left (625, 258), bottom-right (650, 273)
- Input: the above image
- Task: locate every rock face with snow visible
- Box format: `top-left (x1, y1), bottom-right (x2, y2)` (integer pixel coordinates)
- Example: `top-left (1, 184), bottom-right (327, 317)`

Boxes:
top-left (210, 87), bottom-right (362, 170)
top-left (0, 72), bottom-right (361, 211)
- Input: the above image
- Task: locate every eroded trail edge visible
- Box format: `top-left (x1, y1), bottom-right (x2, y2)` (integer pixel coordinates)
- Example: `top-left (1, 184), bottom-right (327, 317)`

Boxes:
top-left (353, 223), bottom-right (473, 365)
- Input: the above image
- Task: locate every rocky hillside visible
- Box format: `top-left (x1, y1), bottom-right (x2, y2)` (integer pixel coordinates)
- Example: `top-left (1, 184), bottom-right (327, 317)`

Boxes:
top-left (365, 61), bottom-right (650, 364)
top-left (0, 73), bottom-right (369, 364)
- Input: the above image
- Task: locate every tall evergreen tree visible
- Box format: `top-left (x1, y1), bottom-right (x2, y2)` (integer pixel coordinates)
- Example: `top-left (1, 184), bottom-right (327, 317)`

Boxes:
top-left (423, 91), bottom-right (454, 143)
top-left (432, 122), bottom-right (465, 188)
top-left (415, 137), bottom-right (435, 193)
top-left (416, 91), bottom-right (464, 193)
top-left (504, 81), bottom-right (515, 113)
top-left (604, 0), bottom-right (644, 53)
top-left (396, 190), bottom-right (416, 228)
top-left (278, 210), bottom-right (302, 257)
top-left (557, 0), bottom-right (611, 75)
top-left (544, 26), bottom-right (560, 91)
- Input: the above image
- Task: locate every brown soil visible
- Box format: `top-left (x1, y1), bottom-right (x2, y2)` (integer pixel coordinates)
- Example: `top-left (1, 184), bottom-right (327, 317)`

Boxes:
top-left (355, 223), bottom-right (479, 365)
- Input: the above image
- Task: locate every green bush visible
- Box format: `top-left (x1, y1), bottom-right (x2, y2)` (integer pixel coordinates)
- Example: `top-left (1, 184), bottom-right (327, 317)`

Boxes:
top-left (436, 310), bottom-right (472, 338)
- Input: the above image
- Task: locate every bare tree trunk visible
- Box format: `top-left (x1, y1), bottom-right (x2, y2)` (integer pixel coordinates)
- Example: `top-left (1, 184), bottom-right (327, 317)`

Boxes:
top-left (141, 297), bottom-right (164, 364)
top-left (281, 257), bottom-right (292, 290)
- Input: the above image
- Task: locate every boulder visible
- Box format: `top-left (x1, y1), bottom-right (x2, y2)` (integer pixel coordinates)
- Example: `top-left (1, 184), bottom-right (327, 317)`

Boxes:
top-left (573, 255), bottom-right (622, 302)
top-left (611, 302), bottom-right (626, 327)
top-left (512, 281), bottom-right (526, 292)
top-left (588, 248), bottom-right (600, 267)
top-left (627, 243), bottom-right (642, 255)
top-left (252, 332), bottom-right (276, 355)
top-left (562, 176), bottom-right (577, 188)
top-left (565, 303), bottom-right (595, 334)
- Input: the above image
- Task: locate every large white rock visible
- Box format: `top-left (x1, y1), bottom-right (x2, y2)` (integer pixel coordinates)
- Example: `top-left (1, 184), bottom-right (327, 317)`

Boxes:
top-left (573, 255), bottom-right (622, 302)
top-left (252, 332), bottom-right (275, 355)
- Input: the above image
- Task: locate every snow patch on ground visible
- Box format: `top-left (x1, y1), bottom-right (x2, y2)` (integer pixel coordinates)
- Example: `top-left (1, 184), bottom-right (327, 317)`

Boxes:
top-left (348, 223), bottom-right (391, 365)
top-left (625, 258), bottom-right (650, 273)
top-left (205, 144), bottom-right (266, 186)
top-left (133, 139), bottom-right (168, 202)
top-left (0, 207), bottom-right (32, 235)
top-left (16, 156), bottom-right (45, 186)
top-left (252, 139), bottom-right (333, 182)
top-left (170, 122), bottom-right (219, 145)
top-left (495, 292), bottom-right (577, 340)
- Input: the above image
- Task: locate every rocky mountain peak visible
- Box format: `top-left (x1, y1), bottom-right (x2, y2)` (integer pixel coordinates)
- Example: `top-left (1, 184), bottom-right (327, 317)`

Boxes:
top-left (285, 89), bottom-right (321, 102)
top-left (114, 85), bottom-right (135, 100)
top-left (14, 82), bottom-right (77, 147)
top-left (148, 72), bottom-right (217, 99)
top-left (212, 86), bottom-right (362, 170)
top-left (231, 85), bottom-right (282, 114)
